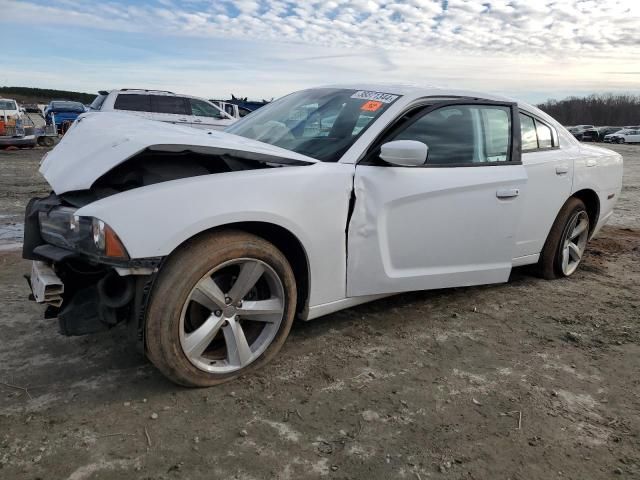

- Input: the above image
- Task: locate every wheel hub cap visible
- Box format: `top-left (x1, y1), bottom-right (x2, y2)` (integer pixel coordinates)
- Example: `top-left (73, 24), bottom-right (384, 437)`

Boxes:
top-left (561, 211), bottom-right (589, 276)
top-left (179, 258), bottom-right (285, 374)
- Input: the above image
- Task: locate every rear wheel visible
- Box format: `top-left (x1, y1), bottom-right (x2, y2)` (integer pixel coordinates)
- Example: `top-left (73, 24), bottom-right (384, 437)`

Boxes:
top-left (145, 230), bottom-right (296, 387)
top-left (538, 198), bottom-right (590, 279)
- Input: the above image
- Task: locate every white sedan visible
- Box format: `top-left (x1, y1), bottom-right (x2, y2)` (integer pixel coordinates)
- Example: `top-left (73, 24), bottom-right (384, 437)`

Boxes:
top-left (25, 85), bottom-right (623, 386)
top-left (604, 128), bottom-right (640, 144)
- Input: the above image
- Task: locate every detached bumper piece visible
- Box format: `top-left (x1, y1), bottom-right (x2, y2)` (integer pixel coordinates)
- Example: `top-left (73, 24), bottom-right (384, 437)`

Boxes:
top-left (26, 259), bottom-right (137, 336)
top-left (30, 261), bottom-right (64, 307)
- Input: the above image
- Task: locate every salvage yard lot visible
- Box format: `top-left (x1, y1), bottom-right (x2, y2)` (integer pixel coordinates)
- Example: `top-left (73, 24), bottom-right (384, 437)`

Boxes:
top-left (0, 145), bottom-right (638, 479)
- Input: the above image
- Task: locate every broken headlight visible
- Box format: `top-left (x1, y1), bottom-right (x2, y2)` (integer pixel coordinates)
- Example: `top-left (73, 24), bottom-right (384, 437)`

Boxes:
top-left (38, 207), bottom-right (129, 259)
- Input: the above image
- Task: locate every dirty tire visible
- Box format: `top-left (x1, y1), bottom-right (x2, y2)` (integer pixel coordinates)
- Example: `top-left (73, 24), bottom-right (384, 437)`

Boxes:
top-left (145, 230), bottom-right (296, 387)
top-left (538, 197), bottom-right (588, 280)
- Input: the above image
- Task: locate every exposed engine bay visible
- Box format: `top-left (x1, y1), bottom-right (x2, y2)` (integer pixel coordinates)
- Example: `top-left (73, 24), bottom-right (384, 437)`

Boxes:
top-left (61, 147), bottom-right (299, 206)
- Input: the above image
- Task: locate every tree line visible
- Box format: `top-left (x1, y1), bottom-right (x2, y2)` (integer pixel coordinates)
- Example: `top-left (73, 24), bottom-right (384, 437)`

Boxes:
top-left (537, 94), bottom-right (640, 126)
top-left (0, 86), bottom-right (96, 105)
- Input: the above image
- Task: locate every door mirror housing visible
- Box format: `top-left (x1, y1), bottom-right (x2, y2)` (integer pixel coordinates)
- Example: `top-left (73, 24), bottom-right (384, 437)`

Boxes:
top-left (379, 140), bottom-right (428, 167)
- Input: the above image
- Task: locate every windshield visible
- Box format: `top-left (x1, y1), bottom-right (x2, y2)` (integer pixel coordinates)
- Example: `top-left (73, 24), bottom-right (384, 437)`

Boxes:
top-left (226, 88), bottom-right (400, 162)
top-left (0, 100), bottom-right (17, 110)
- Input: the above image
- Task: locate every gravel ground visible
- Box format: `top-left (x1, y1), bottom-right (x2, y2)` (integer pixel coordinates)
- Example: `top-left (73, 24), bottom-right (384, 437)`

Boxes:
top-left (0, 144), bottom-right (638, 479)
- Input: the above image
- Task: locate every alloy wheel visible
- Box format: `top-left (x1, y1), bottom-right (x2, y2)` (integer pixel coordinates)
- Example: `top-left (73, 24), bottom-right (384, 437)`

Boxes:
top-left (179, 258), bottom-right (285, 374)
top-left (560, 211), bottom-right (589, 276)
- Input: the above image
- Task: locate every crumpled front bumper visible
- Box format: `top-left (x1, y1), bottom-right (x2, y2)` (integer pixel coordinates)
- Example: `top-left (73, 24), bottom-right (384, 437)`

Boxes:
top-left (23, 194), bottom-right (162, 339)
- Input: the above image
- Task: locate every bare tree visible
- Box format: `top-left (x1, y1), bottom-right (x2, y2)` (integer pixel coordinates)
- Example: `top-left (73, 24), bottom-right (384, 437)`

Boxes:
top-left (537, 93), bottom-right (640, 126)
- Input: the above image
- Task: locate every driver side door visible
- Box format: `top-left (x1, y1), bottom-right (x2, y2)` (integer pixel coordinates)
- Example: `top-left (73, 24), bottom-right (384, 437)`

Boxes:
top-left (347, 101), bottom-right (527, 296)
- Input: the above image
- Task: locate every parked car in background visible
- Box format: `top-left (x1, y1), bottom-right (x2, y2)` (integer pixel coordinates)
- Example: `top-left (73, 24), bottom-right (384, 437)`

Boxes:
top-left (211, 97), bottom-right (269, 118)
top-left (24, 85), bottom-right (623, 386)
top-left (0, 98), bottom-right (24, 137)
top-left (23, 104), bottom-right (45, 115)
top-left (0, 98), bottom-right (22, 122)
top-left (90, 89), bottom-right (235, 130)
top-left (596, 126), bottom-right (623, 142)
top-left (568, 125), bottom-right (598, 141)
top-left (210, 101), bottom-right (248, 119)
top-left (44, 101), bottom-right (86, 130)
top-left (604, 129), bottom-right (640, 144)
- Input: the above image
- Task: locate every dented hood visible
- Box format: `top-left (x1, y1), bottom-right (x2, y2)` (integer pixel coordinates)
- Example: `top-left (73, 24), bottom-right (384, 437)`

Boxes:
top-left (40, 112), bottom-right (318, 194)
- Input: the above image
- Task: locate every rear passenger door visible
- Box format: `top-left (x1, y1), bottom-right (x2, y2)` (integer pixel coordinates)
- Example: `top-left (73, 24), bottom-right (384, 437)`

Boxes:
top-left (513, 113), bottom-right (573, 259)
top-left (188, 98), bottom-right (234, 130)
top-left (149, 95), bottom-right (192, 126)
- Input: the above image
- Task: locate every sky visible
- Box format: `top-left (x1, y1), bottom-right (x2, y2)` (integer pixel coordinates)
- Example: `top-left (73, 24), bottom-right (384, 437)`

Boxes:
top-left (1, 0), bottom-right (639, 104)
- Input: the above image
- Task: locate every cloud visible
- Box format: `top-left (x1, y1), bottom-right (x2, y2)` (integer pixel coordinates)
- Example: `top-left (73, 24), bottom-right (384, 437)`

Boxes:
top-left (3, 0), bottom-right (639, 55)
top-left (1, 0), bottom-right (638, 102)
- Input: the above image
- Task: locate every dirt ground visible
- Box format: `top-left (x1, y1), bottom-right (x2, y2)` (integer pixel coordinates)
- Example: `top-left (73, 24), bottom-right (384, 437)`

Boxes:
top-left (0, 144), bottom-right (638, 480)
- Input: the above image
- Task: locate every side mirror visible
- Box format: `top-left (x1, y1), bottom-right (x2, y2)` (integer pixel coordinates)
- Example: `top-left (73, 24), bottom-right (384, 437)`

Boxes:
top-left (379, 140), bottom-right (428, 167)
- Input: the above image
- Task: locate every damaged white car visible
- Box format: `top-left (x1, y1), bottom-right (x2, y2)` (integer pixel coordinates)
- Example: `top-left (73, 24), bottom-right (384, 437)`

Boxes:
top-left (24, 85), bottom-right (623, 386)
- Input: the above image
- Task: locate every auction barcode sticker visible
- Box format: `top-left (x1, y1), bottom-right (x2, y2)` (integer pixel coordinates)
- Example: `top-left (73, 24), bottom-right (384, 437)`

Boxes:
top-left (351, 91), bottom-right (399, 103)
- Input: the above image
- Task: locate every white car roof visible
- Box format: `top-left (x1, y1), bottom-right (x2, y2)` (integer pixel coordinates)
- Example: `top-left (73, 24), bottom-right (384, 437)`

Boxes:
top-left (324, 83), bottom-right (513, 103)
top-left (108, 89), bottom-right (219, 103)
top-left (321, 83), bottom-right (556, 124)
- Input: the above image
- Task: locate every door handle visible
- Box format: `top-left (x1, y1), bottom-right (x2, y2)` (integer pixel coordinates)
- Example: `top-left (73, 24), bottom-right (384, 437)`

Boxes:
top-left (496, 188), bottom-right (520, 199)
top-left (178, 118), bottom-right (188, 122)
top-left (194, 119), bottom-right (202, 123)
top-left (586, 159), bottom-right (597, 167)
top-left (555, 165), bottom-right (569, 175)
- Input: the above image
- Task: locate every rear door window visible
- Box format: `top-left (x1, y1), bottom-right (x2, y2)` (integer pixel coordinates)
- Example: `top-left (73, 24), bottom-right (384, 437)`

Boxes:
top-left (151, 95), bottom-right (189, 115)
top-left (520, 113), bottom-right (538, 151)
top-left (520, 113), bottom-right (559, 151)
top-left (113, 94), bottom-right (151, 112)
top-left (535, 120), bottom-right (553, 148)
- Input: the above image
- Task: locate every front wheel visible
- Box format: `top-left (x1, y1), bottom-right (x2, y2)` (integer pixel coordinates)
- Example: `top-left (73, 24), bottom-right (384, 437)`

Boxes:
top-left (145, 230), bottom-right (297, 387)
top-left (617, 138), bottom-right (625, 144)
top-left (538, 198), bottom-right (590, 279)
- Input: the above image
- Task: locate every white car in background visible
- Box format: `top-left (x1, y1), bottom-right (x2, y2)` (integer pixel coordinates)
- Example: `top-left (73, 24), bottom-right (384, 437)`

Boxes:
top-left (604, 128), bottom-right (640, 144)
top-left (89, 89), bottom-right (236, 130)
top-left (0, 98), bottom-right (22, 122)
top-left (25, 85), bottom-right (623, 387)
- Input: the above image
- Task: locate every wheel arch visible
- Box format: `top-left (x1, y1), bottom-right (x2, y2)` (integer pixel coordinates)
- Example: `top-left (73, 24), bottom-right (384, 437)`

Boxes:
top-left (571, 189), bottom-right (600, 237)
top-left (166, 221), bottom-right (311, 316)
